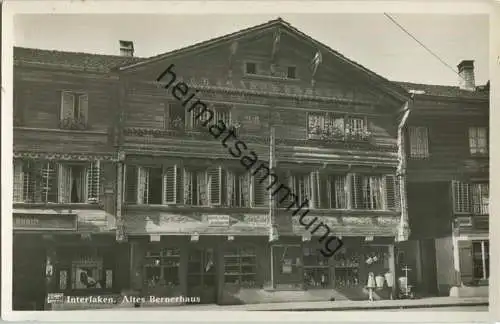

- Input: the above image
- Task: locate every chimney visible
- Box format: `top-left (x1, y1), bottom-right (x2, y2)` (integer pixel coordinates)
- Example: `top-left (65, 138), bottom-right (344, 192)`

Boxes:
top-left (457, 60), bottom-right (475, 91)
top-left (119, 40), bottom-right (134, 57)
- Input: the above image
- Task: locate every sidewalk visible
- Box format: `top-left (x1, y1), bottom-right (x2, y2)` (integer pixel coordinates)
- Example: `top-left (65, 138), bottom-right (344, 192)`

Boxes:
top-left (95, 296), bottom-right (488, 311)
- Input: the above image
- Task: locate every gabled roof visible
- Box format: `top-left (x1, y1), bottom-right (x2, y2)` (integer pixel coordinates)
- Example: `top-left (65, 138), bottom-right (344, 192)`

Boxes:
top-left (396, 81), bottom-right (489, 100)
top-left (117, 17), bottom-right (410, 100)
top-left (14, 46), bottom-right (145, 72)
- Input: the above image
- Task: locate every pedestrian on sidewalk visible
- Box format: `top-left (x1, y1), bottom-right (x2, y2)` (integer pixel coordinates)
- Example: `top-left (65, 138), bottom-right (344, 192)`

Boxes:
top-left (367, 272), bottom-right (376, 302)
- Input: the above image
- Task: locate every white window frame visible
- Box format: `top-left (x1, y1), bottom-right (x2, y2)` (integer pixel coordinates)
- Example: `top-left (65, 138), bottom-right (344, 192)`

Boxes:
top-left (468, 127), bottom-right (488, 155)
top-left (60, 91), bottom-right (89, 127)
top-left (453, 181), bottom-right (489, 215)
top-left (409, 126), bottom-right (430, 159)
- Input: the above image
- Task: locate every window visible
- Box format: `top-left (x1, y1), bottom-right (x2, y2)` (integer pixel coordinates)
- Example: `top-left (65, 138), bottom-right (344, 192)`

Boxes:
top-left (144, 247), bottom-right (180, 288)
top-left (227, 171), bottom-right (251, 207)
top-left (59, 162), bottom-right (101, 204)
top-left (190, 104), bottom-right (231, 130)
top-left (351, 174), bottom-right (383, 210)
top-left (71, 254), bottom-right (104, 290)
top-left (469, 127), bottom-right (488, 155)
top-left (308, 112), bottom-right (344, 139)
top-left (137, 167), bottom-right (163, 205)
top-left (472, 241), bottom-right (489, 280)
top-left (13, 160), bottom-right (58, 203)
top-left (453, 181), bottom-right (489, 215)
top-left (125, 164), bottom-right (183, 205)
top-left (184, 168), bottom-right (209, 206)
top-left (214, 105), bottom-right (232, 127)
top-left (307, 113), bottom-right (369, 141)
top-left (287, 66), bottom-right (296, 79)
top-left (164, 102), bottom-right (185, 130)
top-left (326, 174), bottom-right (348, 209)
top-left (245, 62), bottom-right (257, 75)
top-left (346, 117), bottom-right (368, 140)
top-left (303, 247), bottom-right (330, 288)
top-left (408, 126), bottom-right (429, 158)
top-left (60, 91), bottom-right (88, 130)
top-left (224, 247), bottom-right (257, 288)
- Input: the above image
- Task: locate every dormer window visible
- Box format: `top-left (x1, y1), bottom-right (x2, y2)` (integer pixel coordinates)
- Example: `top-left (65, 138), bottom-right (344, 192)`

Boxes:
top-left (287, 66), bottom-right (296, 79)
top-left (245, 62), bottom-right (257, 75)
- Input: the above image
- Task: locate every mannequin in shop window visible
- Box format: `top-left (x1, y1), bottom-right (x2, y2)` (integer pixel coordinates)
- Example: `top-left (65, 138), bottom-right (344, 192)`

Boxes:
top-left (77, 268), bottom-right (101, 289)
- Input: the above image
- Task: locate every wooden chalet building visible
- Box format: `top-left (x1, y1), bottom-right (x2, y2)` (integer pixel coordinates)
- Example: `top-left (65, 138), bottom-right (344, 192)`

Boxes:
top-left (395, 61), bottom-right (490, 297)
top-left (17, 18), bottom-right (491, 308)
top-left (12, 47), bottom-right (141, 310)
top-left (115, 18), bottom-right (411, 305)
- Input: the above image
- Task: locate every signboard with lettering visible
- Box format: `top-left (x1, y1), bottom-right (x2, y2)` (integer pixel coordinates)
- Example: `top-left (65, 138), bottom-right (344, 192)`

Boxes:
top-left (206, 215), bottom-right (230, 227)
top-left (14, 213), bottom-right (77, 231)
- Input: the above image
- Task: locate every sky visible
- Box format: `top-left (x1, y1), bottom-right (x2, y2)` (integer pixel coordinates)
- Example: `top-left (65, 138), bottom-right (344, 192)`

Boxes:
top-left (14, 13), bottom-right (489, 86)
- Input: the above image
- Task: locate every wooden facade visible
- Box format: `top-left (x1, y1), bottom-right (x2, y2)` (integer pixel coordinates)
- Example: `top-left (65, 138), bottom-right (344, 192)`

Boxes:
top-left (12, 51), bottom-right (137, 310)
top-left (18, 18), bottom-right (495, 308)
top-left (115, 19), bottom-right (409, 304)
top-left (399, 86), bottom-right (490, 296)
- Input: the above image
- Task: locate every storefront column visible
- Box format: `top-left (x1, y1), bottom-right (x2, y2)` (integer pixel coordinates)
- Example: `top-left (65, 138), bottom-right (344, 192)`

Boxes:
top-left (129, 241), bottom-right (143, 291)
top-left (388, 244), bottom-right (396, 299)
top-left (480, 241), bottom-right (487, 280)
top-left (43, 236), bottom-right (57, 310)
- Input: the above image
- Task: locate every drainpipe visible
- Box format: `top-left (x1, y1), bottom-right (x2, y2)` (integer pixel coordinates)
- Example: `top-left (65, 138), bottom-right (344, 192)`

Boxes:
top-left (396, 94), bottom-right (414, 243)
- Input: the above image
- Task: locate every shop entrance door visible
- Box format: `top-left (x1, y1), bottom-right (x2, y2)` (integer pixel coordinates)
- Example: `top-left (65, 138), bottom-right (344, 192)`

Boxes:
top-left (187, 247), bottom-right (217, 304)
top-left (13, 237), bottom-right (46, 310)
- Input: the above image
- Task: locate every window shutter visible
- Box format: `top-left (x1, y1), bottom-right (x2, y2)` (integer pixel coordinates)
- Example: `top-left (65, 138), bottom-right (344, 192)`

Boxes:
top-left (468, 127), bottom-right (477, 154)
top-left (453, 181), bottom-right (471, 213)
top-left (175, 165), bottom-right (184, 204)
top-left (198, 171), bottom-right (208, 205)
top-left (61, 92), bottom-right (75, 120)
top-left (310, 171), bottom-right (321, 209)
top-left (241, 173), bottom-right (251, 207)
top-left (208, 166), bottom-right (222, 206)
top-left (183, 169), bottom-right (192, 205)
top-left (125, 165), bottom-right (137, 204)
top-left (226, 170), bottom-right (235, 207)
top-left (122, 164), bottom-right (127, 203)
top-left (137, 167), bottom-right (148, 204)
top-left (86, 161), bottom-right (100, 203)
top-left (58, 163), bottom-right (71, 203)
top-left (163, 165), bottom-right (177, 204)
top-left (78, 94), bottom-right (89, 124)
top-left (13, 160), bottom-right (24, 203)
top-left (351, 174), bottom-right (363, 209)
top-left (385, 175), bottom-right (401, 211)
top-left (252, 169), bottom-right (268, 207)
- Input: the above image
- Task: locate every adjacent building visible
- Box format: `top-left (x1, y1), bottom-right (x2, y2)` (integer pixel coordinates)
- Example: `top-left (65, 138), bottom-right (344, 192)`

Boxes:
top-left (395, 61), bottom-right (489, 297)
top-left (12, 48), bottom-right (141, 310)
top-left (11, 18), bottom-right (489, 309)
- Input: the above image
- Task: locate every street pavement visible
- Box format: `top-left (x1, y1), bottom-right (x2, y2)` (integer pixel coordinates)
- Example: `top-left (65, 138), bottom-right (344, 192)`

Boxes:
top-left (85, 296), bottom-right (488, 312)
top-left (370, 305), bottom-right (488, 312)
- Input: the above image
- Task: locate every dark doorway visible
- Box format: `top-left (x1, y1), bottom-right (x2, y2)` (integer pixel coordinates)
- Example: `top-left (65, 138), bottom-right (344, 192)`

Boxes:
top-left (187, 247), bottom-right (217, 304)
top-left (13, 235), bottom-right (46, 310)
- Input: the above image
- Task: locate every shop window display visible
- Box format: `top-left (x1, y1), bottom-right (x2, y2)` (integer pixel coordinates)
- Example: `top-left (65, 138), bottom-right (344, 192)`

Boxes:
top-left (303, 247), bottom-right (330, 288)
top-left (224, 246), bottom-right (257, 288)
top-left (144, 247), bottom-right (180, 289)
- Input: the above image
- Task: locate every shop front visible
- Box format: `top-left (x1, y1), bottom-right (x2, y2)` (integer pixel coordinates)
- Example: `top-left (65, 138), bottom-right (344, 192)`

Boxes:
top-left (12, 210), bottom-right (126, 310)
top-left (129, 235), bottom-right (267, 305)
top-left (269, 237), bottom-right (396, 301)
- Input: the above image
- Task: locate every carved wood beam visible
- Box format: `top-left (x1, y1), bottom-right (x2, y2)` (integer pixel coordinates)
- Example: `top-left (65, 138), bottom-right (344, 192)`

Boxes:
top-left (271, 28), bottom-right (281, 62)
top-left (310, 50), bottom-right (323, 87)
top-left (13, 151), bottom-right (118, 162)
top-left (228, 41), bottom-right (239, 75)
